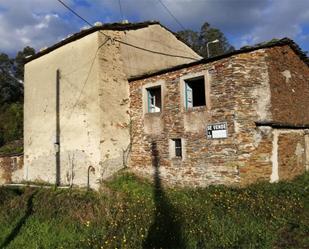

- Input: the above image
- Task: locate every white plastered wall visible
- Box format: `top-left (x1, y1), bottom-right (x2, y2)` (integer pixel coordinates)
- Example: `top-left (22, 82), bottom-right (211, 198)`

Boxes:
top-left (24, 32), bottom-right (101, 187)
top-left (24, 25), bottom-right (201, 188)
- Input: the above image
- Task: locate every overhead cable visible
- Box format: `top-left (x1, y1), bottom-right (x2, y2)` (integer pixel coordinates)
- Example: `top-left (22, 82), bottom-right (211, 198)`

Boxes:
top-left (157, 0), bottom-right (186, 30)
top-left (57, 0), bottom-right (93, 28)
top-left (56, 0), bottom-right (199, 61)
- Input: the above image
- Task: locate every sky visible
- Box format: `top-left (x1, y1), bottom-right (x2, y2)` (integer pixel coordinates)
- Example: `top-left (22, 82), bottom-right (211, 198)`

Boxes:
top-left (0, 0), bottom-right (308, 56)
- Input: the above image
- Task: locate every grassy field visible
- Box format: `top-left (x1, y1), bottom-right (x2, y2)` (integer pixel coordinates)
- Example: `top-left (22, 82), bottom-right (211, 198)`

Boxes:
top-left (0, 172), bottom-right (308, 249)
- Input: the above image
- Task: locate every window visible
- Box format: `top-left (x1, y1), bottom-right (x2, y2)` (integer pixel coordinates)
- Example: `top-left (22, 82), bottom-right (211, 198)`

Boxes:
top-left (184, 76), bottom-right (206, 109)
top-left (147, 86), bottom-right (161, 113)
top-left (173, 138), bottom-right (182, 157)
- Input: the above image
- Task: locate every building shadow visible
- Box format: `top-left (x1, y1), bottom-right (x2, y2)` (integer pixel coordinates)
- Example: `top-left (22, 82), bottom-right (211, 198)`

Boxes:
top-left (0, 190), bottom-right (37, 249)
top-left (143, 142), bottom-right (185, 249)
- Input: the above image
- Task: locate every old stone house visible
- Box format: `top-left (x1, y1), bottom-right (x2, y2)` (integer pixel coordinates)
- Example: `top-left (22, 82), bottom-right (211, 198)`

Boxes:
top-left (1, 21), bottom-right (308, 188)
top-left (21, 22), bottom-right (201, 188)
top-left (129, 38), bottom-right (309, 186)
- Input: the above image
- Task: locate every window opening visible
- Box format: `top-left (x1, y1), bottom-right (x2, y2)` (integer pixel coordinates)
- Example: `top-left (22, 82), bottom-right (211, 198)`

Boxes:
top-left (173, 138), bottom-right (182, 157)
top-left (147, 86), bottom-right (162, 113)
top-left (185, 76), bottom-right (206, 109)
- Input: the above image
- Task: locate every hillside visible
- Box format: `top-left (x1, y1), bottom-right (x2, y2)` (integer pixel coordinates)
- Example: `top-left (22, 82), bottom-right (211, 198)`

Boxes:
top-left (0, 172), bottom-right (308, 249)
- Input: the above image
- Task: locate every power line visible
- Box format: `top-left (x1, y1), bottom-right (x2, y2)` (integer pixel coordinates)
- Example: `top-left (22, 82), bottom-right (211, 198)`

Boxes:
top-left (56, 0), bottom-right (199, 61)
top-left (119, 39), bottom-right (198, 60)
top-left (57, 0), bottom-right (93, 27)
top-left (56, 0), bottom-right (112, 39)
top-left (157, 0), bottom-right (186, 31)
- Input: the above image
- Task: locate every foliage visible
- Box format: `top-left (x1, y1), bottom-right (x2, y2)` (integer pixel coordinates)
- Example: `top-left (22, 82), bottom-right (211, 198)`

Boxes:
top-left (0, 172), bottom-right (308, 249)
top-left (178, 22), bottom-right (235, 58)
top-left (0, 103), bottom-right (23, 147)
top-left (0, 143), bottom-right (23, 155)
top-left (14, 46), bottom-right (35, 81)
top-left (0, 53), bottom-right (22, 104)
top-left (0, 46), bottom-right (34, 151)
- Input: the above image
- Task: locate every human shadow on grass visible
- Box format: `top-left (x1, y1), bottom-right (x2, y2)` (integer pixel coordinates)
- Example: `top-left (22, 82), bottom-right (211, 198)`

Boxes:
top-left (143, 142), bottom-right (185, 249)
top-left (0, 190), bottom-right (37, 249)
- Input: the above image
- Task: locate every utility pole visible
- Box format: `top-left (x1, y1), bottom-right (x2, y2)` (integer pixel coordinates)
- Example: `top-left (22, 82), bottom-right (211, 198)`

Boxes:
top-left (55, 69), bottom-right (61, 186)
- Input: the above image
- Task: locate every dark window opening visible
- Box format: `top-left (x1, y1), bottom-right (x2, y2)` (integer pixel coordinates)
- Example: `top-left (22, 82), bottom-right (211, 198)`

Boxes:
top-left (147, 86), bottom-right (162, 113)
top-left (185, 76), bottom-right (206, 109)
top-left (173, 139), bottom-right (182, 157)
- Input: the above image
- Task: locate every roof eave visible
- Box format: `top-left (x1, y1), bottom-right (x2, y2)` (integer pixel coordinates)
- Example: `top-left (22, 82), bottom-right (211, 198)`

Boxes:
top-left (25, 21), bottom-right (162, 63)
top-left (128, 38), bottom-right (309, 82)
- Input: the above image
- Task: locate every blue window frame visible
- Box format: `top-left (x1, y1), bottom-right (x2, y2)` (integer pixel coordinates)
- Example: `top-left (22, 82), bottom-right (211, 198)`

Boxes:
top-left (184, 76), bottom-right (206, 110)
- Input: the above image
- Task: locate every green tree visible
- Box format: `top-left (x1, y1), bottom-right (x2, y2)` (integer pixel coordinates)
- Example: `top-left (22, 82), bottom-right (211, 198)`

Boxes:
top-left (0, 53), bottom-right (22, 104)
top-left (0, 103), bottom-right (23, 145)
top-left (178, 22), bottom-right (235, 58)
top-left (177, 30), bottom-right (200, 54)
top-left (0, 46), bottom-right (34, 149)
top-left (15, 46), bottom-right (35, 81)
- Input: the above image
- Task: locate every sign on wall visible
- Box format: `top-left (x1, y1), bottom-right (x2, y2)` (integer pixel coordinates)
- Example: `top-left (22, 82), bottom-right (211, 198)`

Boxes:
top-left (207, 122), bottom-right (228, 139)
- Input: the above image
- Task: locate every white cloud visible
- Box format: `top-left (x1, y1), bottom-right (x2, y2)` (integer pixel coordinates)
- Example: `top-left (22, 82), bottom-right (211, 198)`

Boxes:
top-left (0, 0), bottom-right (308, 54)
top-left (238, 0), bottom-right (309, 47)
top-left (0, 0), bottom-right (76, 54)
top-left (93, 0), bottom-right (309, 48)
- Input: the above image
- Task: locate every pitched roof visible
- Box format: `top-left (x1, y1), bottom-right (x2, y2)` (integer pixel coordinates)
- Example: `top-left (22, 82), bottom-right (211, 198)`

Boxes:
top-left (26, 21), bottom-right (167, 63)
top-left (129, 38), bottom-right (309, 81)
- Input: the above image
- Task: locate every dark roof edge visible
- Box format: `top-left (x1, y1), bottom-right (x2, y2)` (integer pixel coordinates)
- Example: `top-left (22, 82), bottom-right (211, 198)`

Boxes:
top-left (26, 21), bottom-right (162, 63)
top-left (128, 38), bottom-right (309, 82)
top-left (255, 121), bottom-right (309, 129)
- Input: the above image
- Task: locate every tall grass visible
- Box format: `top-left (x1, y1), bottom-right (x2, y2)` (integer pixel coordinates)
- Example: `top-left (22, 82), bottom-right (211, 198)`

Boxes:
top-left (0, 172), bottom-right (308, 249)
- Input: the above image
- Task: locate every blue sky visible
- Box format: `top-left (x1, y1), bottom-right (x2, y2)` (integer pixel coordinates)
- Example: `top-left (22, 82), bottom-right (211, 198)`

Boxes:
top-left (0, 0), bottom-right (308, 56)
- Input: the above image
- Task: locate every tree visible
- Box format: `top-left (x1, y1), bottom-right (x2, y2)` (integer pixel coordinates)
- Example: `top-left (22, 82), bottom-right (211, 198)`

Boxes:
top-left (15, 46), bottom-right (35, 81)
top-left (0, 46), bottom-right (35, 148)
top-left (0, 103), bottom-right (23, 145)
top-left (0, 53), bottom-right (22, 104)
top-left (177, 30), bottom-right (200, 54)
top-left (177, 22), bottom-right (235, 58)
top-left (0, 46), bottom-right (35, 104)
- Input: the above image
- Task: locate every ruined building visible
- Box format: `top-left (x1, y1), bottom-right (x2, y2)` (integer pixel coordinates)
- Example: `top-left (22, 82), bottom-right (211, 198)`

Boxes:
top-left (0, 22), bottom-right (308, 188)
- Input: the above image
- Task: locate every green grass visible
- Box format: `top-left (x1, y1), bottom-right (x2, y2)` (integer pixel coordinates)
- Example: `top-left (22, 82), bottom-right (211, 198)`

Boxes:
top-left (0, 143), bottom-right (23, 155)
top-left (0, 172), bottom-right (308, 249)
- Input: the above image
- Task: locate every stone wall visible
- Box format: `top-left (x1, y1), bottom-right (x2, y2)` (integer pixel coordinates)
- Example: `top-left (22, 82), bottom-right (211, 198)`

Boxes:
top-left (266, 45), bottom-right (309, 125)
top-left (277, 130), bottom-right (307, 181)
top-left (0, 154), bottom-right (23, 184)
top-left (129, 49), bottom-right (271, 187)
top-left (129, 46), bottom-right (309, 187)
